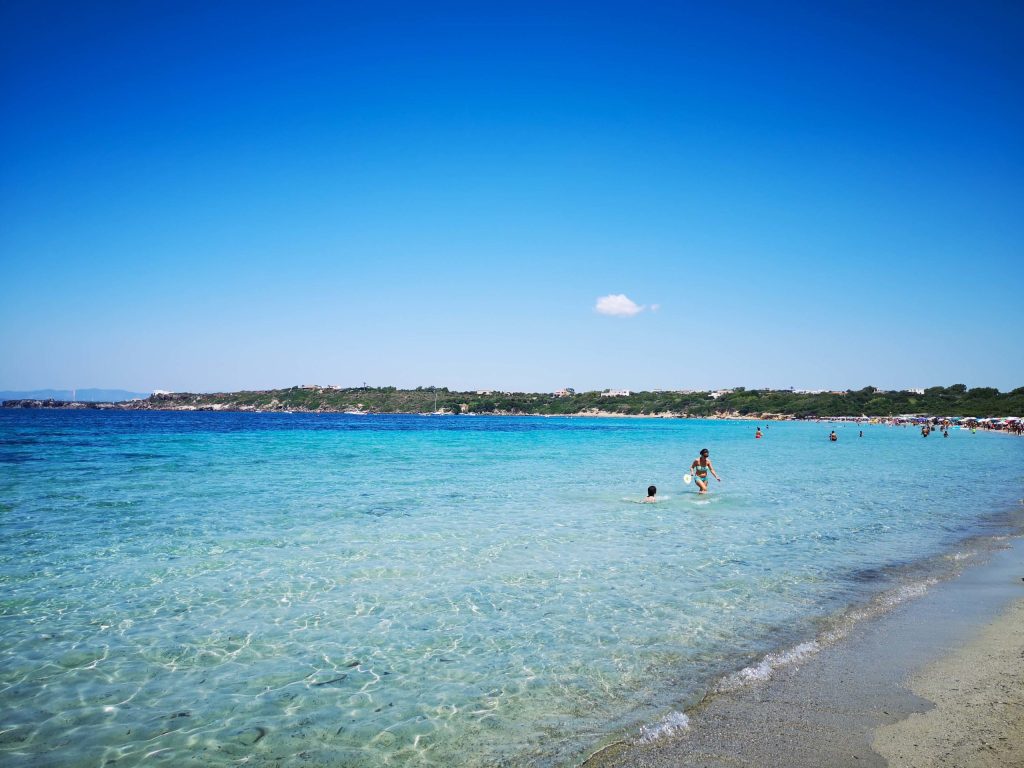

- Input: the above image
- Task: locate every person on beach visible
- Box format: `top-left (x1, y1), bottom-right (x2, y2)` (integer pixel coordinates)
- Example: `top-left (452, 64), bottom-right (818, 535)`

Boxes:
top-left (829, 430), bottom-right (838, 441)
top-left (643, 485), bottom-right (658, 503)
top-left (690, 449), bottom-right (721, 494)
top-left (755, 427), bottom-right (763, 439)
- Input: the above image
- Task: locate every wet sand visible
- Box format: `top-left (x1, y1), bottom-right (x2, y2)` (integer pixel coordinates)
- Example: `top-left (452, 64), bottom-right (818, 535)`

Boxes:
top-left (873, 598), bottom-right (1023, 767)
top-left (583, 537), bottom-right (1024, 768)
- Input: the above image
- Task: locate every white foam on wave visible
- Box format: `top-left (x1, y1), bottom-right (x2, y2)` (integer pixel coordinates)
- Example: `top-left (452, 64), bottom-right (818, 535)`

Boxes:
top-left (819, 576), bottom-right (940, 645)
top-left (881, 578), bottom-right (937, 607)
top-left (947, 550), bottom-right (974, 562)
top-left (717, 640), bottom-right (820, 692)
top-left (638, 711), bottom-right (690, 743)
top-left (711, 573), bottom-right (945, 700)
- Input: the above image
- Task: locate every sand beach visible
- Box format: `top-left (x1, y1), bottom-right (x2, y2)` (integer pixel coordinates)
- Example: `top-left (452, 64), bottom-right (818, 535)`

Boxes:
top-left (872, 598), bottom-right (1024, 768)
top-left (584, 536), bottom-right (1024, 768)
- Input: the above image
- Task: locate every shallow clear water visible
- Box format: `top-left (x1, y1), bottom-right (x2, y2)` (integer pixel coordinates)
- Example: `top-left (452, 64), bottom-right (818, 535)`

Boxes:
top-left (1, 411), bottom-right (1022, 766)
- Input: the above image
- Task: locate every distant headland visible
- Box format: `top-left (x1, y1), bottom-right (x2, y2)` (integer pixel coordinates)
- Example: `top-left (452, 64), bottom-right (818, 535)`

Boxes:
top-left (3, 384), bottom-right (1021, 419)
top-left (0, 388), bottom-right (149, 403)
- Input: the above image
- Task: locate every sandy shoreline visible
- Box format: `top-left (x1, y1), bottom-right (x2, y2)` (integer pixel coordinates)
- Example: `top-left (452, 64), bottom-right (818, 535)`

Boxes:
top-left (872, 598), bottom-right (1024, 767)
top-left (583, 535), bottom-right (1024, 768)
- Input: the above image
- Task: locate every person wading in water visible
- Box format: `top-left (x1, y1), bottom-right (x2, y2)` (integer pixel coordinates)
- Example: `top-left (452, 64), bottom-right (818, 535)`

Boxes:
top-left (690, 448), bottom-right (721, 494)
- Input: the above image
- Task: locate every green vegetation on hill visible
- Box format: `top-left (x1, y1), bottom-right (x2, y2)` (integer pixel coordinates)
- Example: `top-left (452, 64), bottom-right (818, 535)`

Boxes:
top-left (148, 384), bottom-right (1024, 418)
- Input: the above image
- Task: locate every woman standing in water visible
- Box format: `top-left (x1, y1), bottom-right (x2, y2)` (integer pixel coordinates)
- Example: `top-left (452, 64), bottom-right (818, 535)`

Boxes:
top-left (690, 448), bottom-right (721, 494)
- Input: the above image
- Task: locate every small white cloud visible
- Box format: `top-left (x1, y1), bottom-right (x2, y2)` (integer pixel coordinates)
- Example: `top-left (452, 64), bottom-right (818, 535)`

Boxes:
top-left (595, 294), bottom-right (645, 317)
top-left (650, 304), bottom-right (661, 313)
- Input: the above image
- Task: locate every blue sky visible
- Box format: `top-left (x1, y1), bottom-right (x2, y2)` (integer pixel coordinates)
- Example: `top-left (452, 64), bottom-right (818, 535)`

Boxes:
top-left (2, 1), bottom-right (1021, 393)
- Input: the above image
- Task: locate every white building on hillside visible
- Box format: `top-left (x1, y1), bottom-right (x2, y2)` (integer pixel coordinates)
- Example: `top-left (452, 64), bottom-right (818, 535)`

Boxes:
top-left (601, 389), bottom-right (631, 397)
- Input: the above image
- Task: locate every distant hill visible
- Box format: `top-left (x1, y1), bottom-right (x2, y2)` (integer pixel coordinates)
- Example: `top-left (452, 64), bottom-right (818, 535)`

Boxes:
top-left (3, 384), bottom-right (1022, 417)
top-left (0, 388), bottom-right (150, 403)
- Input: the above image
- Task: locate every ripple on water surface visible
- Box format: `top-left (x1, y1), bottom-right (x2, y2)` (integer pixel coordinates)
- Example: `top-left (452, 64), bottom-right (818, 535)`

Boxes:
top-left (1, 411), bottom-right (1022, 766)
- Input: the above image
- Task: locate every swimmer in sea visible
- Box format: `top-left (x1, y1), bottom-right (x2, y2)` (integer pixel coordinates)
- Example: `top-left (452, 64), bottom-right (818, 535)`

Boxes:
top-left (643, 485), bottom-right (657, 503)
top-left (755, 427), bottom-right (763, 439)
top-left (829, 430), bottom-right (838, 441)
top-left (690, 448), bottom-right (721, 494)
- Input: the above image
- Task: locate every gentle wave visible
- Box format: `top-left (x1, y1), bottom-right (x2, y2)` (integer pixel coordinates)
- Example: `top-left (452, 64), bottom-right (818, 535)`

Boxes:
top-left (1, 411), bottom-right (1022, 767)
top-left (717, 640), bottom-right (821, 691)
top-left (638, 711), bottom-right (690, 743)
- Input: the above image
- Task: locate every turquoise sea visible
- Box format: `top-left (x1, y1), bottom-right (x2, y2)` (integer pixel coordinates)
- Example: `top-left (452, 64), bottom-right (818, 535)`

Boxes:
top-left (2, 411), bottom-right (1022, 766)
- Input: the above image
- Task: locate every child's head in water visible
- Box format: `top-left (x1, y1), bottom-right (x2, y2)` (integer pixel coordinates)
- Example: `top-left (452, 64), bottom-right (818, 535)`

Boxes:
top-left (644, 485), bottom-right (657, 502)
